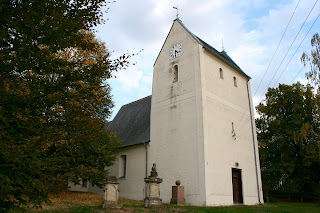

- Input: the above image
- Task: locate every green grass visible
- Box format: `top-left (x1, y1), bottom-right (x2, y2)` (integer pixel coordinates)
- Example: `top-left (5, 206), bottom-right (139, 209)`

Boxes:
top-left (175, 202), bottom-right (320, 213)
top-left (117, 197), bottom-right (320, 213)
top-left (22, 191), bottom-right (320, 213)
top-left (34, 201), bottom-right (320, 213)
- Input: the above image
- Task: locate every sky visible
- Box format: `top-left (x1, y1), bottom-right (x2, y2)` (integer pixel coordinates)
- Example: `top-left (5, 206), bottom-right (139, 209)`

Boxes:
top-left (94, 0), bottom-right (320, 120)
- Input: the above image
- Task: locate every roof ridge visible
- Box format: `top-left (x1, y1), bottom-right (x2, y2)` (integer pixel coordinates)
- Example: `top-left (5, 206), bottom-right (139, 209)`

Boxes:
top-left (175, 20), bottom-right (250, 79)
top-left (175, 19), bottom-right (203, 45)
top-left (195, 35), bottom-right (249, 79)
top-left (122, 95), bottom-right (152, 107)
top-left (154, 19), bottom-right (250, 78)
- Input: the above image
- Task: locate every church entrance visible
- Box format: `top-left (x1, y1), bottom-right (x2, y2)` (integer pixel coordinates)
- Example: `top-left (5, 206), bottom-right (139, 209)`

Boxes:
top-left (232, 168), bottom-right (243, 204)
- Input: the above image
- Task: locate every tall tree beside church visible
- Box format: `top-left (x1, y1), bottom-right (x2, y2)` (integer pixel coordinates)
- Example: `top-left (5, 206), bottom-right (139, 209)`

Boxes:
top-left (0, 0), bottom-right (130, 210)
top-left (256, 83), bottom-right (320, 196)
top-left (301, 33), bottom-right (320, 85)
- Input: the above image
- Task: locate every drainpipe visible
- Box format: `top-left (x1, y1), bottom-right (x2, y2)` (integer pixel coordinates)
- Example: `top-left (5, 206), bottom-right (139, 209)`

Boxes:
top-left (144, 142), bottom-right (148, 177)
top-left (246, 80), bottom-right (262, 204)
top-left (144, 142), bottom-right (148, 198)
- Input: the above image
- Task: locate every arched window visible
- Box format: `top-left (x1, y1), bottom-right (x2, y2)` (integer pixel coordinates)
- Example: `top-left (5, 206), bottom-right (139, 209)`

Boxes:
top-left (233, 76), bottom-right (237, 87)
top-left (119, 155), bottom-right (127, 178)
top-left (219, 68), bottom-right (223, 79)
top-left (173, 65), bottom-right (178, 83)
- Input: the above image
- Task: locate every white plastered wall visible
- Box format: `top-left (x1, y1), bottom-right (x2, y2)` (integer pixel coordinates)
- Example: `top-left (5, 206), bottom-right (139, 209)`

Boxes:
top-left (150, 20), bottom-right (206, 205)
top-left (107, 144), bottom-right (147, 200)
top-left (70, 144), bottom-right (148, 197)
top-left (200, 49), bottom-right (263, 205)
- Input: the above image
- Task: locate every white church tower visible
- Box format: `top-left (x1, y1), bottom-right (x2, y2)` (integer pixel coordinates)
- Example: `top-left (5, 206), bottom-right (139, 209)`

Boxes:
top-left (150, 19), bottom-right (263, 206)
top-left (70, 18), bottom-right (263, 207)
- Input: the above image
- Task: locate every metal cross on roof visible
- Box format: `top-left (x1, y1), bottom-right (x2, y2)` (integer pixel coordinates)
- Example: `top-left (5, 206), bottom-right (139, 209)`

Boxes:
top-left (173, 6), bottom-right (180, 19)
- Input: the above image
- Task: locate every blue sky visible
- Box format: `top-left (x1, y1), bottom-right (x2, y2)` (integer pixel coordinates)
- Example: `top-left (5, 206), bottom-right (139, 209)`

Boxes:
top-left (95, 0), bottom-right (320, 120)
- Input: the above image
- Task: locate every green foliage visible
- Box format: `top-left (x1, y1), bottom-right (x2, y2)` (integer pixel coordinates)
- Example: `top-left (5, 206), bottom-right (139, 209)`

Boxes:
top-left (256, 83), bottom-right (320, 195)
top-left (0, 0), bottom-right (130, 210)
top-left (301, 33), bottom-right (320, 85)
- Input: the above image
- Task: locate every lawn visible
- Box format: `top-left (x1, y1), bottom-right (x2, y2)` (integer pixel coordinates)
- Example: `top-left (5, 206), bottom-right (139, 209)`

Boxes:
top-left (15, 191), bottom-right (320, 213)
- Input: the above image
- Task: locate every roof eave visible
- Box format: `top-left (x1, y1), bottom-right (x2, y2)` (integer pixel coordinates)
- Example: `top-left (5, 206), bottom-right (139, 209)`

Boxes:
top-left (177, 19), bottom-right (250, 79)
top-left (202, 46), bottom-right (251, 79)
top-left (120, 140), bottom-right (150, 148)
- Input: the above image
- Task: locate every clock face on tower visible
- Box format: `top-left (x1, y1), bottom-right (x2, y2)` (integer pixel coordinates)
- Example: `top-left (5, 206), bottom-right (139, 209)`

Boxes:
top-left (169, 42), bottom-right (182, 60)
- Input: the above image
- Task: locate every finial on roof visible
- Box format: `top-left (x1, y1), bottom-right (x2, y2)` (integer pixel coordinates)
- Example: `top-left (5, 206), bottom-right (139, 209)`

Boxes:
top-left (222, 38), bottom-right (225, 52)
top-left (173, 6), bottom-right (180, 19)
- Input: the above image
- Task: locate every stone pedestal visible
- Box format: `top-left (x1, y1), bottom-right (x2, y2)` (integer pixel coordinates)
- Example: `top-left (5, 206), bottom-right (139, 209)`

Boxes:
top-left (170, 186), bottom-right (186, 205)
top-left (103, 176), bottom-right (120, 208)
top-left (170, 180), bottom-right (186, 205)
top-left (144, 163), bottom-right (163, 207)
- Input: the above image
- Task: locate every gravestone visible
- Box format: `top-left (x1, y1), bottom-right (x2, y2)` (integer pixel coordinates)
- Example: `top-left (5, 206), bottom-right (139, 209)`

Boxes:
top-left (103, 176), bottom-right (120, 208)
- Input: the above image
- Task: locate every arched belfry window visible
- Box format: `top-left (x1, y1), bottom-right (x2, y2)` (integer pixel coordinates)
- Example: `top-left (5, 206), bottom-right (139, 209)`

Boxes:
top-left (173, 65), bottom-right (178, 83)
top-left (233, 76), bottom-right (237, 87)
top-left (219, 68), bottom-right (224, 79)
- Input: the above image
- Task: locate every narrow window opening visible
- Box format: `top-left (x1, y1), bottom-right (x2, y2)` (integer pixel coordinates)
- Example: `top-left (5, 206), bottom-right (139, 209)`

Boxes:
top-left (232, 122), bottom-right (236, 139)
top-left (219, 68), bottom-right (224, 79)
top-left (173, 65), bottom-right (178, 83)
top-left (119, 155), bottom-right (127, 178)
top-left (233, 77), bottom-right (237, 87)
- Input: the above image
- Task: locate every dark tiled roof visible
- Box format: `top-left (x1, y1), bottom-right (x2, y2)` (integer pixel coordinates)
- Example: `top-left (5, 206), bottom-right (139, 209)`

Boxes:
top-left (106, 96), bottom-right (151, 147)
top-left (195, 36), bottom-right (249, 78)
top-left (175, 19), bottom-right (250, 79)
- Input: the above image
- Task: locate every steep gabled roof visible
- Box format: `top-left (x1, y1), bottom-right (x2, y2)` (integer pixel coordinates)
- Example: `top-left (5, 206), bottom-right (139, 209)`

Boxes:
top-left (106, 96), bottom-right (151, 147)
top-left (154, 18), bottom-right (250, 79)
top-left (195, 36), bottom-right (249, 79)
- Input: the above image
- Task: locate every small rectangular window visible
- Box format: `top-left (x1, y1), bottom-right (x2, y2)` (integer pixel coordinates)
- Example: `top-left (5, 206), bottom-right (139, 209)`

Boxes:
top-left (81, 179), bottom-right (87, 188)
top-left (119, 155), bottom-right (127, 178)
top-left (123, 156), bottom-right (127, 177)
top-left (233, 77), bottom-right (237, 87)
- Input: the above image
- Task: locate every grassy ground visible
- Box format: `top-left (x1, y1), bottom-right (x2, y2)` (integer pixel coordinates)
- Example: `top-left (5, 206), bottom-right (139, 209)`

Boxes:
top-left (22, 191), bottom-right (320, 213)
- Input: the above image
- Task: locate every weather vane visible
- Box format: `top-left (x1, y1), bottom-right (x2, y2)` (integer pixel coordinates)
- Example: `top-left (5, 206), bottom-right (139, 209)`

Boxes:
top-left (173, 6), bottom-right (180, 19)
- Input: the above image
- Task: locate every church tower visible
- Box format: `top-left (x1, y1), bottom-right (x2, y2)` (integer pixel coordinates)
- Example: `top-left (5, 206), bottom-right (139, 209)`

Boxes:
top-left (150, 19), bottom-right (263, 206)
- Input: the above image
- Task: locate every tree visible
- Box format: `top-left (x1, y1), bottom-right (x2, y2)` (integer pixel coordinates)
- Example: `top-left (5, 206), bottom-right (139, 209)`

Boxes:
top-left (256, 83), bottom-right (320, 197)
top-left (0, 0), bottom-right (130, 210)
top-left (301, 33), bottom-right (320, 85)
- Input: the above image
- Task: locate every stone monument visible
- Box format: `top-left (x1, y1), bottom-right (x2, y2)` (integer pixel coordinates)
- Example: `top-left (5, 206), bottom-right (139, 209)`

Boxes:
top-left (170, 180), bottom-right (186, 205)
top-left (144, 163), bottom-right (163, 207)
top-left (103, 176), bottom-right (120, 208)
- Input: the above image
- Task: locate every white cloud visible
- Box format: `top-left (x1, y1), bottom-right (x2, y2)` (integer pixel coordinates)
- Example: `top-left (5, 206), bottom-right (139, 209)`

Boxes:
top-left (96, 0), bottom-right (320, 118)
top-left (192, 0), bottom-right (228, 14)
top-left (112, 66), bottom-right (143, 90)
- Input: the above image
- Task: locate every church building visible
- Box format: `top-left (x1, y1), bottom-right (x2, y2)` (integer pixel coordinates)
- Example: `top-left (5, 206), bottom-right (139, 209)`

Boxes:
top-left (71, 18), bottom-right (264, 206)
